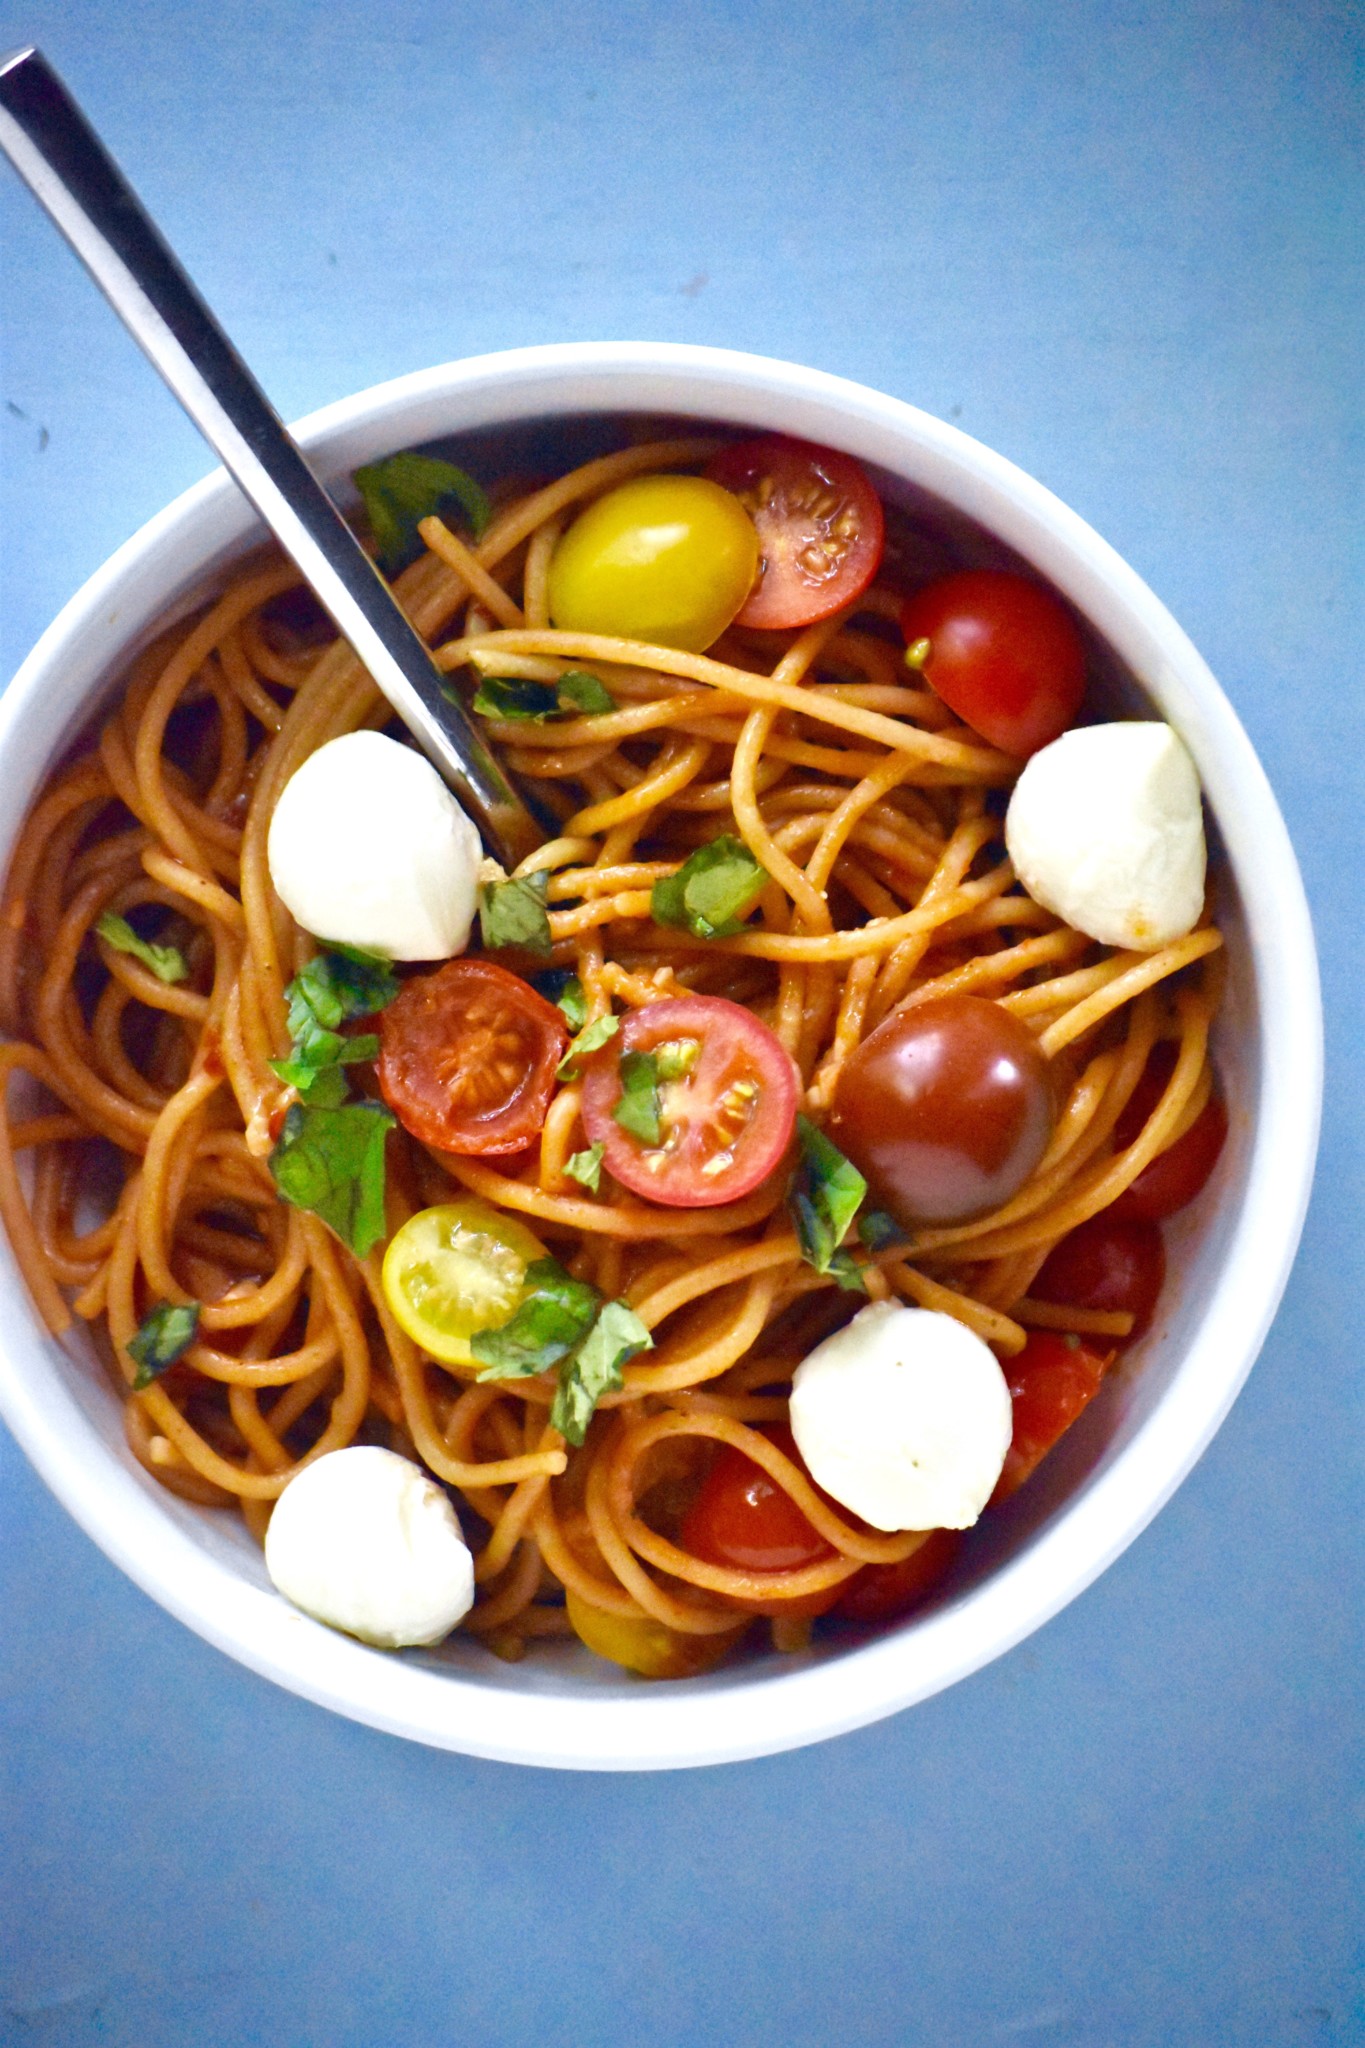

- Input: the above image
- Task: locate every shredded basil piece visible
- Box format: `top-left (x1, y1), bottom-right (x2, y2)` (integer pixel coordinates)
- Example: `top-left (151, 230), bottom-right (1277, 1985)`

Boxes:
top-left (532, 968), bottom-right (587, 1030)
top-left (555, 669), bottom-right (615, 714)
top-left (95, 912), bottom-right (188, 986)
top-left (613, 1051), bottom-right (662, 1146)
top-left (479, 868), bottom-right (551, 957)
top-left (353, 452), bottom-right (491, 577)
top-left (788, 1115), bottom-right (868, 1278)
top-left (473, 676), bottom-right (562, 721)
top-left (651, 836), bottom-right (768, 940)
top-left (128, 1300), bottom-right (200, 1389)
top-left (551, 1300), bottom-right (652, 1445)
top-left (471, 1257), bottom-right (603, 1378)
top-left (268, 1100), bottom-right (395, 1256)
top-left (269, 948), bottom-right (396, 1101)
top-left (564, 1142), bottom-right (605, 1194)
top-left (858, 1208), bottom-right (905, 1252)
top-left (827, 1248), bottom-right (869, 1295)
top-left (557, 1012), bottom-right (619, 1078)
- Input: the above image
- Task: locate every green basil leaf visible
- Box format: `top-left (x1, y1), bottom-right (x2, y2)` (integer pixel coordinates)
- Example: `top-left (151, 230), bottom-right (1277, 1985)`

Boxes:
top-left (857, 1208), bottom-right (905, 1252)
top-left (557, 1012), bottom-right (620, 1078)
top-left (128, 1300), bottom-right (200, 1389)
top-left (556, 669), bottom-right (616, 715)
top-left (551, 1299), bottom-right (652, 1446)
top-left (564, 1142), bottom-right (605, 1194)
top-left (787, 1115), bottom-right (867, 1276)
top-left (479, 869), bottom-right (552, 957)
top-left (651, 835), bottom-right (768, 940)
top-left (353, 452), bottom-right (491, 576)
top-left (613, 1051), bottom-right (662, 1146)
top-left (268, 1100), bottom-right (395, 1256)
top-left (473, 675), bottom-right (562, 721)
top-left (472, 1257), bottom-right (602, 1378)
top-left (94, 912), bottom-right (189, 986)
top-left (531, 969), bottom-right (587, 1031)
top-left (828, 1247), bottom-right (870, 1294)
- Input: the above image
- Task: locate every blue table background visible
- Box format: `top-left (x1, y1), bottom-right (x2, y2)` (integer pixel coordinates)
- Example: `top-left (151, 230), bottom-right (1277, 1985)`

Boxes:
top-left (0, 5), bottom-right (1359, 2044)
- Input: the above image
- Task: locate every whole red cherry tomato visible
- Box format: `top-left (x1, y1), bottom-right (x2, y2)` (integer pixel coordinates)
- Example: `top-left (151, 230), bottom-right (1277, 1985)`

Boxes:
top-left (830, 1528), bottom-right (962, 1625)
top-left (706, 436), bottom-right (885, 630)
top-left (991, 1331), bottom-right (1111, 1502)
top-left (899, 569), bottom-right (1086, 756)
top-left (679, 1425), bottom-right (840, 1617)
top-left (829, 994), bottom-right (1055, 1226)
top-left (1109, 1044), bottom-right (1229, 1222)
top-left (378, 959), bottom-right (568, 1155)
top-left (580, 995), bottom-right (798, 1208)
top-left (1032, 1214), bottom-right (1165, 1338)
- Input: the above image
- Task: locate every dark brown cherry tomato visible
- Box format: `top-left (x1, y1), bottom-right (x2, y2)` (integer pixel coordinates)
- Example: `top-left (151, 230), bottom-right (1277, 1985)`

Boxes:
top-left (829, 1528), bottom-right (963, 1625)
top-left (706, 436), bottom-right (885, 630)
top-left (899, 569), bottom-right (1086, 757)
top-left (990, 1331), bottom-right (1111, 1503)
top-left (1108, 1043), bottom-right (1229, 1222)
top-left (829, 994), bottom-right (1055, 1227)
top-left (679, 1426), bottom-right (841, 1617)
top-left (1032, 1214), bottom-right (1166, 1338)
top-left (378, 959), bottom-right (568, 1155)
top-left (580, 995), bottom-right (798, 1208)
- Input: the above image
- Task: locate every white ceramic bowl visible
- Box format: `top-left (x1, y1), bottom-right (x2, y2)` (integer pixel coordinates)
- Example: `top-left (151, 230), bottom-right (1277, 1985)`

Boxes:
top-left (0, 343), bottom-right (1321, 1769)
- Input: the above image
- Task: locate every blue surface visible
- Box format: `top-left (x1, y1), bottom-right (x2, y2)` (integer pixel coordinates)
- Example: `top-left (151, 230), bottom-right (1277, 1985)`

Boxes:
top-left (0, 4), bottom-right (1360, 2043)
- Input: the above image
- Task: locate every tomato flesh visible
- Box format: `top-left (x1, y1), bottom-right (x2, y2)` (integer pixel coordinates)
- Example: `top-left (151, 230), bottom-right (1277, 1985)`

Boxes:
top-left (1032, 1214), bottom-right (1165, 1338)
top-left (579, 995), bottom-right (798, 1208)
top-left (380, 1198), bottom-right (549, 1366)
top-left (1109, 1044), bottom-right (1229, 1221)
top-left (547, 474), bottom-right (759, 653)
top-left (830, 1527), bottom-right (962, 1624)
top-left (991, 1331), bottom-right (1110, 1502)
top-left (378, 959), bottom-right (568, 1155)
top-left (679, 1425), bottom-right (840, 1615)
top-left (829, 994), bottom-right (1055, 1226)
top-left (707, 436), bottom-right (885, 630)
top-left (899, 569), bottom-right (1086, 757)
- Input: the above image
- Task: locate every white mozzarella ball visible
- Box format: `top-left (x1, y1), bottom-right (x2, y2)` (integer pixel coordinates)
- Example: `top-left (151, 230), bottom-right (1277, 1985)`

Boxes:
top-left (1004, 721), bottom-right (1205, 950)
top-left (264, 1445), bottom-right (474, 1648)
top-left (789, 1301), bottom-right (1012, 1532)
top-left (267, 730), bottom-right (482, 960)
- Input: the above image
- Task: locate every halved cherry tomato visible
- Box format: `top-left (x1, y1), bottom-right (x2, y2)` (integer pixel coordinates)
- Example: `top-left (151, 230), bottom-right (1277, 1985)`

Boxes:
top-left (706, 436), bottom-right (885, 630)
top-left (991, 1330), bottom-right (1111, 1503)
top-left (547, 474), bottom-right (760, 653)
top-left (679, 1424), bottom-right (840, 1616)
top-left (830, 1527), bottom-right (962, 1624)
top-left (378, 959), bottom-right (568, 1155)
top-left (1032, 1214), bottom-right (1165, 1338)
top-left (380, 1198), bottom-right (549, 1365)
top-left (579, 995), bottom-right (798, 1208)
top-left (1109, 1044), bottom-right (1229, 1222)
top-left (564, 1588), bottom-right (748, 1678)
top-left (899, 569), bottom-right (1086, 756)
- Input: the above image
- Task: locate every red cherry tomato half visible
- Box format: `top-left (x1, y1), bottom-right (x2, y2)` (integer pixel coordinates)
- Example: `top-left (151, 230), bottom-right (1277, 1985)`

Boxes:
top-left (1032, 1214), bottom-right (1166, 1339)
top-left (580, 995), bottom-right (798, 1208)
top-left (680, 1425), bottom-right (840, 1616)
top-left (706, 436), bottom-right (885, 630)
top-left (378, 959), bottom-right (569, 1155)
top-left (991, 1331), bottom-right (1111, 1503)
top-left (829, 994), bottom-right (1055, 1227)
top-left (1109, 1044), bottom-right (1229, 1222)
top-left (899, 569), bottom-right (1086, 757)
top-left (830, 1527), bottom-right (963, 1625)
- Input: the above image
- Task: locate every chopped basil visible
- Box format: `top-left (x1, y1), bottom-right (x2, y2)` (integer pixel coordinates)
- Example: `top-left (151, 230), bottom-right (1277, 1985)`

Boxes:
top-left (613, 1051), bottom-right (662, 1146)
top-left (788, 1115), bottom-right (868, 1280)
top-left (127, 1300), bottom-right (200, 1389)
top-left (555, 669), bottom-right (615, 714)
top-left (473, 676), bottom-right (561, 722)
top-left (353, 451), bottom-right (491, 577)
top-left (858, 1208), bottom-right (905, 1252)
top-left (268, 1099), bottom-right (395, 1257)
top-left (479, 868), bottom-right (551, 957)
top-left (651, 836), bottom-right (768, 940)
top-left (532, 968), bottom-right (587, 1031)
top-left (94, 912), bottom-right (188, 986)
top-left (557, 1012), bottom-right (619, 1078)
top-left (827, 1248), bottom-right (869, 1295)
top-left (551, 1299), bottom-right (652, 1446)
top-left (269, 947), bottom-right (397, 1102)
top-left (564, 1142), bottom-right (605, 1194)
top-left (473, 1261), bottom-right (652, 1445)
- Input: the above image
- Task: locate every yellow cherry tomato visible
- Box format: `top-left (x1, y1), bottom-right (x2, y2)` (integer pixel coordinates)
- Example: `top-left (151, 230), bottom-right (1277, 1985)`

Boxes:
top-left (565, 1587), bottom-right (749, 1678)
top-left (547, 474), bottom-right (759, 652)
top-left (380, 1198), bottom-right (549, 1366)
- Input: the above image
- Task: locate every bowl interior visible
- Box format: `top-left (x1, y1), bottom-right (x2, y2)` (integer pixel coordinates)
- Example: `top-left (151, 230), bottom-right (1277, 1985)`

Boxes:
top-left (0, 346), bottom-right (1317, 1767)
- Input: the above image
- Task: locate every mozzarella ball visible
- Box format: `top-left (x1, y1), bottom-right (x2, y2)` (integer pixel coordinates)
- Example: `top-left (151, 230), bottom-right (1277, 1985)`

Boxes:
top-left (789, 1301), bottom-right (1012, 1531)
top-left (267, 730), bottom-right (482, 960)
top-left (1004, 721), bottom-right (1205, 950)
top-left (264, 1445), bottom-right (475, 1648)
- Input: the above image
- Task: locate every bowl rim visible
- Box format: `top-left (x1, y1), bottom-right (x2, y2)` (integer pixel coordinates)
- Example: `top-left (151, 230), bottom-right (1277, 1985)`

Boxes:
top-left (0, 341), bottom-right (1323, 1769)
